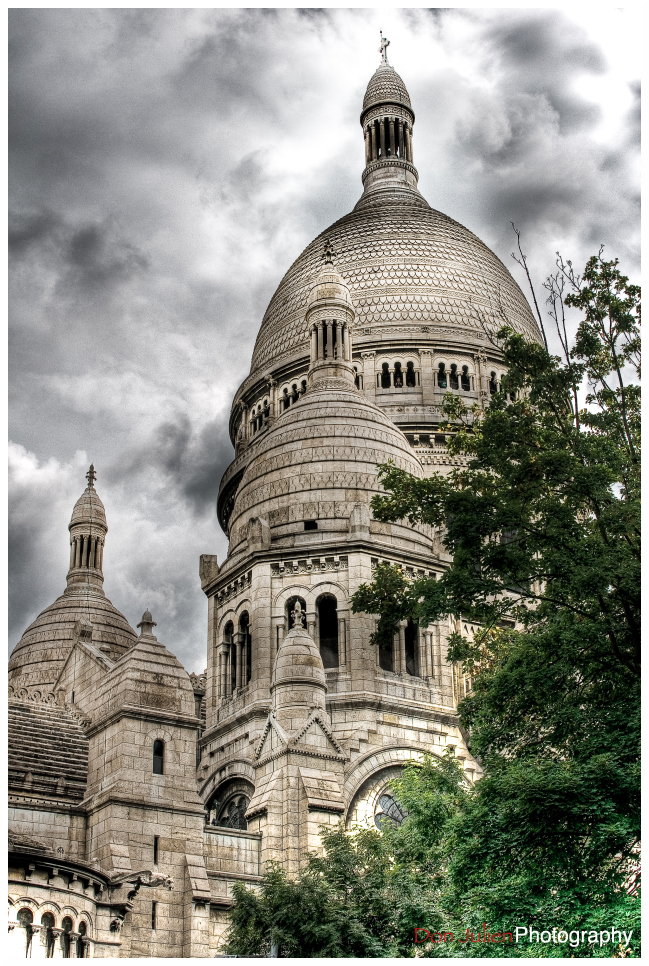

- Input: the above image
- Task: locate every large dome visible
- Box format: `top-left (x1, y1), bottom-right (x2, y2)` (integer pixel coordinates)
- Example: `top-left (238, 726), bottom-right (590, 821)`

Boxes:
top-left (226, 379), bottom-right (429, 558)
top-left (249, 199), bottom-right (541, 377)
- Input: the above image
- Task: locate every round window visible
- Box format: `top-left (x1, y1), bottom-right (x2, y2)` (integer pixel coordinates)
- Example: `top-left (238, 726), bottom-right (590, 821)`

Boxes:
top-left (374, 792), bottom-right (407, 829)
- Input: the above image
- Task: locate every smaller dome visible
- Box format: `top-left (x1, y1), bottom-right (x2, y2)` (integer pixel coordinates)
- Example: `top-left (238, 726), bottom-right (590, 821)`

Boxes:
top-left (306, 267), bottom-right (353, 309)
top-left (362, 63), bottom-right (412, 114)
top-left (137, 609), bottom-right (156, 627)
top-left (69, 486), bottom-right (107, 531)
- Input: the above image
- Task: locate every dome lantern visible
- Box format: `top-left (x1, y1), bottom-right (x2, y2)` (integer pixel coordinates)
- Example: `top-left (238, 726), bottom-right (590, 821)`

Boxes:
top-left (359, 35), bottom-right (422, 204)
top-left (67, 465), bottom-right (108, 591)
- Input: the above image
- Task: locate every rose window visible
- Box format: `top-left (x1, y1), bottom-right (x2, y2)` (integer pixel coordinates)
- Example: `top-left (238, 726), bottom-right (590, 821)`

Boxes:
top-left (374, 792), bottom-right (407, 829)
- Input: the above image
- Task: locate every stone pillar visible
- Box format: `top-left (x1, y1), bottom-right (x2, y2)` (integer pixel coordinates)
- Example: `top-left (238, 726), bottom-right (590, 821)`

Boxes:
top-left (69, 932), bottom-right (81, 957)
top-left (50, 927), bottom-right (64, 958)
top-left (219, 646), bottom-right (227, 699)
top-left (434, 625), bottom-right (442, 683)
top-left (392, 630), bottom-right (400, 673)
top-left (405, 124), bottom-right (413, 163)
top-left (306, 612), bottom-right (316, 640)
top-left (325, 320), bottom-right (333, 358)
top-left (317, 321), bottom-right (324, 360)
top-left (417, 628), bottom-right (426, 679)
top-left (398, 621), bottom-right (407, 676)
top-left (370, 121), bottom-right (377, 160)
top-left (389, 117), bottom-right (395, 156)
top-left (69, 540), bottom-right (75, 569)
top-left (338, 617), bottom-right (347, 667)
top-left (344, 323), bottom-right (351, 362)
top-left (398, 119), bottom-right (404, 158)
top-left (311, 326), bottom-right (317, 363)
top-left (388, 366), bottom-right (394, 386)
top-left (364, 127), bottom-right (371, 166)
top-left (379, 118), bottom-right (386, 158)
top-left (268, 377), bottom-right (277, 421)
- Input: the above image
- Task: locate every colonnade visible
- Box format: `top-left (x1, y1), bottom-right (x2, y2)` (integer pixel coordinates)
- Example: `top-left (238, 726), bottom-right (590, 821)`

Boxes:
top-left (364, 116), bottom-right (413, 166)
top-left (375, 621), bottom-right (443, 681)
top-left (310, 318), bottom-right (351, 362)
top-left (69, 534), bottom-right (104, 571)
top-left (217, 630), bottom-right (251, 700)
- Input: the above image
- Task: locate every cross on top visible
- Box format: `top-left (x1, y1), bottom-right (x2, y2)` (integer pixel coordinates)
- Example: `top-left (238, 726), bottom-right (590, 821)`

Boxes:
top-left (323, 239), bottom-right (334, 266)
top-left (86, 464), bottom-right (97, 488)
top-left (379, 31), bottom-right (390, 64)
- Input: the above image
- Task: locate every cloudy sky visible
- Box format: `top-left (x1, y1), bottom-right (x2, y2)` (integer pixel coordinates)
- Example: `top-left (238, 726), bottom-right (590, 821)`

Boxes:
top-left (9, 7), bottom-right (640, 674)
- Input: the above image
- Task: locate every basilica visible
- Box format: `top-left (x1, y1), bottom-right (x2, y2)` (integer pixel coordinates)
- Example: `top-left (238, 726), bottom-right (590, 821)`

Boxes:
top-left (8, 42), bottom-right (542, 957)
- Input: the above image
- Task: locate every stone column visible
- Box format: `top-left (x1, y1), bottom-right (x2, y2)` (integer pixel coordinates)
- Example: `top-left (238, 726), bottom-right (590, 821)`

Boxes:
top-left (317, 321), bottom-right (324, 360)
top-left (311, 326), bottom-right (317, 363)
top-left (99, 539), bottom-right (104, 569)
top-left (406, 124), bottom-right (413, 163)
top-left (69, 540), bottom-right (75, 568)
top-left (434, 625), bottom-right (443, 683)
top-left (389, 117), bottom-right (395, 156)
top-left (370, 121), bottom-right (377, 160)
top-left (268, 377), bottom-right (277, 421)
top-left (325, 320), bottom-right (333, 358)
top-left (379, 118), bottom-right (386, 158)
top-left (398, 119), bottom-right (404, 158)
top-left (417, 628), bottom-right (426, 679)
top-left (69, 932), bottom-right (81, 957)
top-left (398, 621), bottom-right (407, 676)
top-left (338, 617), bottom-right (347, 667)
top-left (219, 646), bottom-right (227, 699)
top-left (344, 323), bottom-right (351, 362)
top-left (50, 927), bottom-right (64, 958)
top-left (364, 127), bottom-right (371, 166)
top-left (388, 366), bottom-right (394, 386)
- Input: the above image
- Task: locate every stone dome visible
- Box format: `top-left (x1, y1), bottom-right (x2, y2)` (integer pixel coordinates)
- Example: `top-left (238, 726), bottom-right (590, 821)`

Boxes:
top-left (8, 589), bottom-right (138, 688)
top-left (362, 62), bottom-right (412, 114)
top-left (226, 379), bottom-right (429, 556)
top-left (272, 624), bottom-right (326, 697)
top-left (69, 485), bottom-right (106, 529)
top-left (248, 200), bottom-right (541, 378)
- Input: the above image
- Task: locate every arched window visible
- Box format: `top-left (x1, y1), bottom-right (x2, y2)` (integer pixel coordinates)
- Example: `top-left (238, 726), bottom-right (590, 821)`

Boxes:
top-left (61, 917), bottom-right (73, 958)
top-left (41, 912), bottom-right (55, 958)
top-left (379, 635), bottom-right (394, 672)
top-left (239, 612), bottom-right (252, 685)
top-left (291, 384), bottom-right (299, 403)
top-left (374, 792), bottom-right (407, 829)
top-left (449, 364), bottom-right (459, 390)
top-left (300, 379), bottom-right (307, 395)
top-left (406, 361), bottom-right (416, 387)
top-left (153, 739), bottom-right (164, 775)
top-left (286, 596), bottom-right (307, 629)
top-left (207, 779), bottom-right (254, 830)
top-left (282, 387), bottom-right (289, 410)
top-left (381, 362), bottom-right (391, 389)
top-left (489, 371), bottom-right (498, 394)
top-left (393, 362), bottom-right (403, 388)
top-left (461, 365), bottom-right (471, 391)
top-left (17, 909), bottom-right (33, 957)
top-left (405, 620), bottom-right (418, 676)
top-left (437, 363), bottom-right (447, 389)
top-left (77, 922), bottom-right (87, 959)
top-left (317, 595), bottom-right (339, 668)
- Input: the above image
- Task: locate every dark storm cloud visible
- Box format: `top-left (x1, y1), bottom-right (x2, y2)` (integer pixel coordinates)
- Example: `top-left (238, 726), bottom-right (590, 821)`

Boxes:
top-left (9, 8), bottom-right (639, 670)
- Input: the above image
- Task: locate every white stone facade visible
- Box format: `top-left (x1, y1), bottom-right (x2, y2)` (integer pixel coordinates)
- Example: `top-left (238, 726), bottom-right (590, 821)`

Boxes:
top-left (8, 53), bottom-right (541, 956)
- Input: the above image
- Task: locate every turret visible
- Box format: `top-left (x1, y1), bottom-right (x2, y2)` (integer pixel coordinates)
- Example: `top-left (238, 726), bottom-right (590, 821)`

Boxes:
top-left (270, 601), bottom-right (327, 732)
top-left (66, 464), bottom-right (107, 592)
top-left (306, 241), bottom-right (356, 389)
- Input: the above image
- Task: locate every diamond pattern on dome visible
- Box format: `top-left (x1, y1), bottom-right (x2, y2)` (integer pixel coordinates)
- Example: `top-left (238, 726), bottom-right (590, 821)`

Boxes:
top-left (363, 64), bottom-right (412, 113)
top-left (249, 203), bottom-right (541, 375)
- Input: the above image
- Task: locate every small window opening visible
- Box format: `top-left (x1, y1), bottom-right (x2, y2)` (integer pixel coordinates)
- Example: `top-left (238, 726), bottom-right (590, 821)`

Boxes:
top-left (304, 520), bottom-right (318, 531)
top-left (434, 433), bottom-right (446, 445)
top-left (61, 918), bottom-right (73, 958)
top-left (449, 364), bottom-right (459, 390)
top-left (381, 362), bottom-right (391, 389)
top-left (489, 371), bottom-right (498, 394)
top-left (405, 620), bottom-right (418, 676)
top-left (151, 901), bottom-right (157, 931)
top-left (393, 362), bottom-right (403, 388)
top-left (461, 365), bottom-right (471, 391)
top-left (437, 363), bottom-right (447, 389)
top-left (153, 835), bottom-right (159, 866)
top-left (18, 909), bottom-right (34, 956)
top-left (41, 912), bottom-right (55, 958)
top-left (71, 690), bottom-right (75, 704)
top-left (379, 635), bottom-right (394, 672)
top-left (317, 595), bottom-right (339, 668)
top-left (406, 361), bottom-right (416, 387)
top-left (239, 612), bottom-right (252, 685)
top-left (77, 922), bottom-right (87, 959)
top-left (153, 739), bottom-right (164, 775)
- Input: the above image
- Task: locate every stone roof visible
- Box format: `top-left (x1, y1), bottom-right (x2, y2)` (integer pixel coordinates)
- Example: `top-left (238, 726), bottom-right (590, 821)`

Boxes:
top-left (70, 484), bottom-right (107, 530)
top-left (362, 62), bottom-right (412, 113)
top-left (8, 587), bottom-right (137, 688)
top-left (8, 698), bottom-right (89, 801)
top-left (248, 201), bottom-right (542, 377)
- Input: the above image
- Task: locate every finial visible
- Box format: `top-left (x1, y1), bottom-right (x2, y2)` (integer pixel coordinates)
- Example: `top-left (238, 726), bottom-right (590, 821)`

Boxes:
top-left (137, 609), bottom-right (157, 636)
top-left (86, 464), bottom-right (97, 489)
top-left (379, 30), bottom-right (390, 64)
top-left (323, 239), bottom-right (334, 266)
top-left (291, 600), bottom-right (305, 628)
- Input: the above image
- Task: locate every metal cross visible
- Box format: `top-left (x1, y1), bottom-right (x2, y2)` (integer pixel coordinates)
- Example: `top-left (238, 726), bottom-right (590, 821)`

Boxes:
top-left (86, 464), bottom-right (97, 488)
top-left (379, 31), bottom-right (390, 64)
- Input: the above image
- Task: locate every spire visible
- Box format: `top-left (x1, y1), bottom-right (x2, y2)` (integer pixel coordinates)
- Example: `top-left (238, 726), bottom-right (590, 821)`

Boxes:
top-left (66, 465), bottom-right (108, 592)
top-left (305, 242), bottom-right (356, 390)
top-left (357, 41), bottom-right (425, 207)
top-left (137, 609), bottom-right (158, 638)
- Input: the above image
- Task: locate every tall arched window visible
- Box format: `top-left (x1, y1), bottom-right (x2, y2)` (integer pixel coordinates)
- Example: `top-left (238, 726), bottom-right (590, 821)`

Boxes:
top-left (239, 612), bottom-right (252, 685)
top-left (61, 918), bottom-right (73, 958)
top-left (437, 363), bottom-right (447, 389)
top-left (406, 361), bottom-right (416, 387)
top-left (489, 371), bottom-right (498, 394)
top-left (41, 912), bottom-right (55, 958)
top-left (153, 739), bottom-right (164, 775)
top-left (461, 365), bottom-right (471, 391)
top-left (317, 595), bottom-right (339, 668)
top-left (76, 922), bottom-right (87, 959)
top-left (17, 909), bottom-right (33, 957)
top-left (379, 635), bottom-right (394, 672)
top-left (393, 362), bottom-right (403, 388)
top-left (381, 362), bottom-right (391, 388)
top-left (405, 620), bottom-right (418, 676)
top-left (449, 364), bottom-right (459, 390)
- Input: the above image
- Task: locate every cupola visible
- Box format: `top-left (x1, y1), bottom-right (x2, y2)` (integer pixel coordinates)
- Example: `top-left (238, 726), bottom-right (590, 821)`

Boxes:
top-left (67, 464), bottom-right (107, 591)
top-left (306, 241), bottom-right (356, 389)
top-left (270, 601), bottom-right (327, 731)
top-left (358, 33), bottom-right (423, 204)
